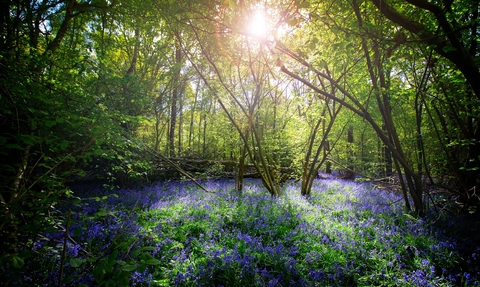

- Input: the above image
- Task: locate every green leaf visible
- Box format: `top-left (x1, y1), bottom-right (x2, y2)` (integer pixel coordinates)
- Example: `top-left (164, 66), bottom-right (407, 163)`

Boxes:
top-left (104, 264), bottom-right (114, 273)
top-left (308, 38), bottom-right (318, 51)
top-left (286, 17), bottom-right (300, 27)
top-left (11, 256), bottom-right (25, 269)
top-left (137, 263), bottom-right (147, 273)
top-left (131, 249), bottom-right (140, 258)
top-left (18, 249), bottom-right (31, 259)
top-left (6, 143), bottom-right (22, 150)
top-left (140, 246), bottom-right (156, 251)
top-left (403, 213), bottom-right (418, 222)
top-left (443, 45), bottom-right (457, 53)
top-left (45, 120), bottom-right (56, 128)
top-left (87, 256), bottom-right (98, 262)
top-left (60, 140), bottom-right (69, 150)
top-left (105, 279), bottom-right (116, 287)
top-left (108, 249), bottom-right (119, 265)
top-left (119, 275), bottom-right (130, 287)
top-left (298, 0), bottom-right (310, 9)
top-left (117, 260), bottom-right (126, 266)
top-left (146, 259), bottom-right (161, 265)
top-left (121, 264), bottom-right (137, 272)
top-left (17, 134), bottom-right (36, 146)
top-left (96, 209), bottom-right (106, 216)
top-left (70, 258), bottom-right (84, 268)
top-left (93, 148), bottom-right (104, 155)
top-left (140, 252), bottom-right (153, 261)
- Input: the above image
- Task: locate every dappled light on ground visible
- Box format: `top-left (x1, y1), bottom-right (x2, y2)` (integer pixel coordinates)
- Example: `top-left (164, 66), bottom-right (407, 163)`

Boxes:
top-left (2, 179), bottom-right (478, 286)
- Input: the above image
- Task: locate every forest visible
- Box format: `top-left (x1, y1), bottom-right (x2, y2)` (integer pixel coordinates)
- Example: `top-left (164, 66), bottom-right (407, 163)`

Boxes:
top-left (0, 0), bottom-right (479, 286)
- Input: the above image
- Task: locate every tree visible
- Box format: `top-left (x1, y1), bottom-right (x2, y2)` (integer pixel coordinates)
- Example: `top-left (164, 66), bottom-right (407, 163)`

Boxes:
top-left (168, 39), bottom-right (184, 157)
top-left (180, 0), bottom-right (299, 194)
top-left (370, 0), bottom-right (480, 100)
top-left (367, 0), bottom-right (480, 209)
top-left (295, 70), bottom-right (344, 195)
top-left (0, 0), bottom-right (116, 258)
top-left (253, 0), bottom-right (424, 213)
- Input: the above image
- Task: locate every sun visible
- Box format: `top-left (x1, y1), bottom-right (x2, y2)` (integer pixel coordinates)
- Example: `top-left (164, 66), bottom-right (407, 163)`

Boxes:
top-left (246, 9), bottom-right (268, 40)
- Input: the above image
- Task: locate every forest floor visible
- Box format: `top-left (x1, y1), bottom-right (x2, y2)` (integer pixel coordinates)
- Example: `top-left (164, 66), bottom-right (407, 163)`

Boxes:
top-left (2, 178), bottom-right (479, 286)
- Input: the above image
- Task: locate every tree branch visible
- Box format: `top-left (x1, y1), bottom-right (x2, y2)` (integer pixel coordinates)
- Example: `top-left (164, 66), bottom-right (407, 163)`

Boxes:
top-left (369, 0), bottom-right (480, 100)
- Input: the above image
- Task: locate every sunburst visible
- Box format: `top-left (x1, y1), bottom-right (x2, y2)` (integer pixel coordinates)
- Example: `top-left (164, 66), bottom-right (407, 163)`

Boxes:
top-left (246, 9), bottom-right (268, 40)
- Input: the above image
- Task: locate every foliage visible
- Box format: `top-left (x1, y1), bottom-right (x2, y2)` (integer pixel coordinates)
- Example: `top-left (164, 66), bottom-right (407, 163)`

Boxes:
top-left (1, 1), bottom-right (479, 285)
top-left (0, 0), bottom-right (158, 266)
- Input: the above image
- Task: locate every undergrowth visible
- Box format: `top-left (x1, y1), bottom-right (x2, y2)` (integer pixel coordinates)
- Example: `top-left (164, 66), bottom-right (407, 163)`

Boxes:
top-left (1, 179), bottom-right (478, 286)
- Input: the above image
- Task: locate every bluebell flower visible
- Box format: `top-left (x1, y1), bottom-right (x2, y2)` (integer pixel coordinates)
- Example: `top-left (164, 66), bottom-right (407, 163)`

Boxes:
top-left (268, 275), bottom-right (282, 287)
top-left (464, 272), bottom-right (473, 285)
top-left (185, 265), bottom-right (194, 278)
top-left (395, 253), bottom-right (401, 261)
top-left (173, 272), bottom-right (185, 285)
top-left (66, 243), bottom-right (80, 257)
top-left (132, 269), bottom-right (152, 285)
top-left (321, 235), bottom-right (330, 244)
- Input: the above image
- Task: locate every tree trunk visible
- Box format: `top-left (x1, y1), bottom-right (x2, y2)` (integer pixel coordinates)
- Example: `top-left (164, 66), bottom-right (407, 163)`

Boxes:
top-left (344, 126), bottom-right (355, 179)
top-left (169, 42), bottom-right (183, 157)
top-left (236, 143), bottom-right (247, 192)
top-left (178, 93), bottom-right (184, 155)
top-left (381, 124), bottom-right (393, 176)
top-left (353, 0), bottom-right (424, 214)
top-left (202, 114), bottom-right (207, 155)
top-left (325, 140), bottom-right (332, 174)
top-left (188, 82), bottom-right (199, 150)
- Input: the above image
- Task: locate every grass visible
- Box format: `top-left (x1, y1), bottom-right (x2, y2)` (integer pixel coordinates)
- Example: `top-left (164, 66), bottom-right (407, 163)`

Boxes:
top-left (1, 178), bottom-right (479, 286)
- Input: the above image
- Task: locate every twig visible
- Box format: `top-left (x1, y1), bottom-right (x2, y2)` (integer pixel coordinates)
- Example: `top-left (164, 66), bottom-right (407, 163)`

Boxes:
top-left (58, 209), bottom-right (71, 287)
top-left (326, 157), bottom-right (375, 181)
top-left (139, 141), bottom-right (210, 192)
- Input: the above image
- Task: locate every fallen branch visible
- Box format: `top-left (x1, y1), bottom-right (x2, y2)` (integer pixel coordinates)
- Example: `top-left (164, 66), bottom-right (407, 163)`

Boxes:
top-left (139, 143), bottom-right (210, 192)
top-left (326, 157), bottom-right (373, 180)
